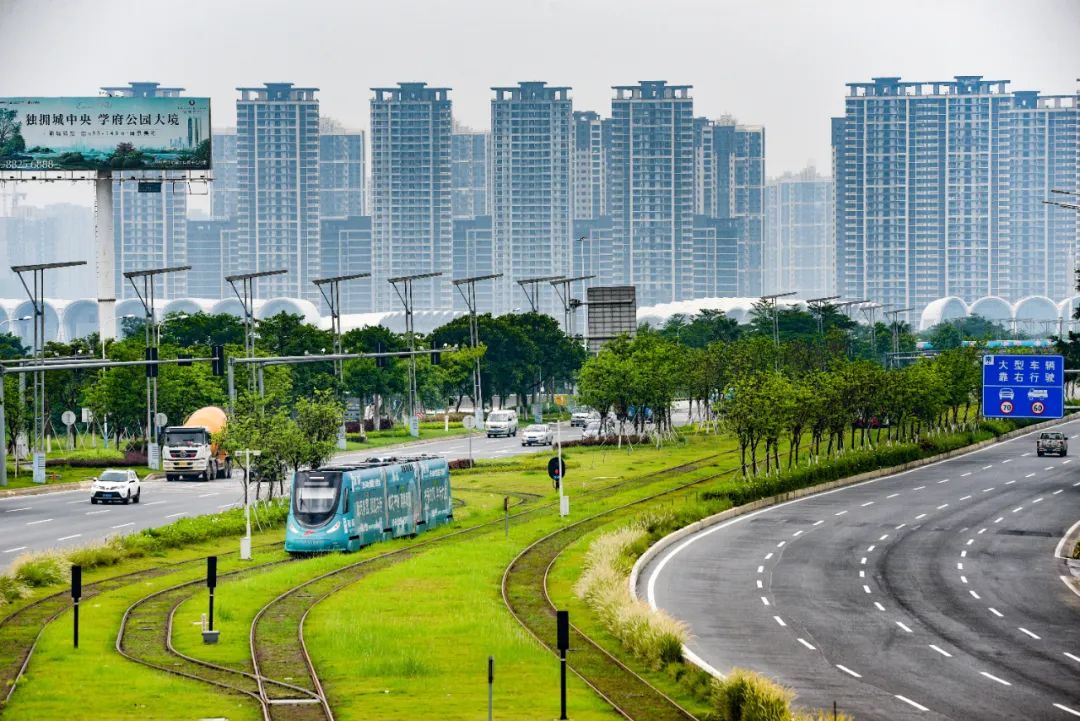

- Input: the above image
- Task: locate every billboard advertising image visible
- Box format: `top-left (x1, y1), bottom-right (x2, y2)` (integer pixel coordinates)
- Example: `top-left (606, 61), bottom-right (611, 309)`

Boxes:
top-left (0, 97), bottom-right (211, 171)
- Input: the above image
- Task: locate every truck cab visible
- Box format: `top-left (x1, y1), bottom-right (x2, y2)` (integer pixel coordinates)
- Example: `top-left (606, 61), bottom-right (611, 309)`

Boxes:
top-left (162, 425), bottom-right (218, 481)
top-left (1036, 431), bottom-right (1068, 457)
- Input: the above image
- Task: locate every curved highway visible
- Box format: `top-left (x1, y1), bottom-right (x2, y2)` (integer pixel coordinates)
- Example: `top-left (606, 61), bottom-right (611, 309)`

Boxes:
top-left (641, 420), bottom-right (1080, 721)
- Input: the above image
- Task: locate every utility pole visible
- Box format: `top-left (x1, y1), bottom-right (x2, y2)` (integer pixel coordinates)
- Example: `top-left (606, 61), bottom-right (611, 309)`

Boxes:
top-left (884, 308), bottom-right (914, 367)
top-left (388, 272), bottom-right (443, 432)
top-left (550, 274), bottom-right (595, 339)
top-left (516, 275), bottom-right (565, 314)
top-left (238, 448), bottom-right (261, 560)
top-left (806, 295), bottom-right (841, 336)
top-left (452, 273), bottom-right (501, 422)
top-left (225, 269), bottom-right (288, 395)
top-left (314, 272), bottom-right (371, 448)
top-left (760, 291), bottom-right (796, 367)
top-left (123, 265), bottom-right (190, 466)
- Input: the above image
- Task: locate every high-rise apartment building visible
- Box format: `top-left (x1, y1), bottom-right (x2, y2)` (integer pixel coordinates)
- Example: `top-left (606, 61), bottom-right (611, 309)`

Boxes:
top-left (452, 215), bottom-right (495, 314)
top-left (609, 81), bottom-right (695, 308)
top-left (319, 129), bottom-right (366, 219)
top-left (235, 82), bottom-right (321, 300)
top-left (490, 82), bottom-right (573, 315)
top-left (713, 120), bottom-right (766, 296)
top-left (370, 83), bottom-right (453, 311)
top-left (210, 129), bottom-right (238, 222)
top-left (572, 111), bottom-right (610, 221)
top-left (320, 215), bottom-right (373, 313)
top-left (102, 82), bottom-right (189, 300)
top-left (764, 168), bottom-right (835, 299)
top-left (691, 215), bottom-right (740, 298)
top-left (186, 218), bottom-right (236, 299)
top-left (451, 127), bottom-right (489, 219)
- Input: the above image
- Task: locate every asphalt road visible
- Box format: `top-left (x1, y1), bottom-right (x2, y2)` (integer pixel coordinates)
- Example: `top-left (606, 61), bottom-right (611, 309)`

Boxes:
top-left (641, 419), bottom-right (1080, 721)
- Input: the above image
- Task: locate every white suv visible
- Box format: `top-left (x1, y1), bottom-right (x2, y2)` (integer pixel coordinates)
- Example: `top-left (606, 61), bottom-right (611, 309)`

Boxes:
top-left (485, 410), bottom-right (518, 438)
top-left (91, 469), bottom-right (141, 505)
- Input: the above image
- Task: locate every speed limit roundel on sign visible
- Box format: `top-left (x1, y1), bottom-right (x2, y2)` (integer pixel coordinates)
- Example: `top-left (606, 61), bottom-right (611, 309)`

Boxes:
top-left (999, 400), bottom-right (1014, 414)
top-left (1031, 401), bottom-right (1045, 415)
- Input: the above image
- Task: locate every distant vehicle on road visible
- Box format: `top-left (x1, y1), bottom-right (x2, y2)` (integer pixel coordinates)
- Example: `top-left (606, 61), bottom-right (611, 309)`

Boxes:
top-left (162, 406), bottom-right (232, 482)
top-left (485, 410), bottom-right (518, 438)
top-left (521, 424), bottom-right (553, 446)
top-left (90, 469), bottom-right (141, 505)
top-left (570, 409), bottom-right (600, 427)
top-left (1037, 431), bottom-right (1067, 457)
top-left (285, 455), bottom-right (452, 554)
top-left (582, 420), bottom-right (605, 441)
top-left (998, 388), bottom-right (1014, 400)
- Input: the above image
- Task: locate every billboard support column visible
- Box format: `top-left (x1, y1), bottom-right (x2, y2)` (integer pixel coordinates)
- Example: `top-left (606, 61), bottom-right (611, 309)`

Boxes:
top-left (95, 172), bottom-right (116, 345)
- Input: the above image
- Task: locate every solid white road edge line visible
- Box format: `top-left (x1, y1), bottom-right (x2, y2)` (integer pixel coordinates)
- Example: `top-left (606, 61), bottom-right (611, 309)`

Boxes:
top-left (835, 664), bottom-right (861, 678)
top-left (1053, 703), bottom-right (1080, 718)
top-left (979, 671), bottom-right (1011, 686)
top-left (797, 638), bottom-right (816, 650)
top-left (929, 644), bottom-right (952, 658)
top-left (1055, 519), bottom-right (1080, 559)
top-left (895, 695), bottom-right (930, 712)
top-left (1018, 627), bottom-right (1040, 640)
top-left (1060, 576), bottom-right (1080, 601)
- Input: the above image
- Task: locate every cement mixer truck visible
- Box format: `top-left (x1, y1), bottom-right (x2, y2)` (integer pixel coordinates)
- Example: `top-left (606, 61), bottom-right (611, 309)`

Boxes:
top-left (162, 406), bottom-right (232, 482)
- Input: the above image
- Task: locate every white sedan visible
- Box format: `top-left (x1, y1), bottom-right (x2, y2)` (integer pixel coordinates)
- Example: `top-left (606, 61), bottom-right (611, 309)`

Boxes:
top-left (521, 424), bottom-right (554, 446)
top-left (90, 468), bottom-right (142, 505)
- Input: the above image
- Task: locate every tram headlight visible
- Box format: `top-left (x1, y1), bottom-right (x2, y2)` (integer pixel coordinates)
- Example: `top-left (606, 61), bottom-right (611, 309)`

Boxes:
top-left (288, 524), bottom-right (300, 534)
top-left (326, 521), bottom-right (341, 534)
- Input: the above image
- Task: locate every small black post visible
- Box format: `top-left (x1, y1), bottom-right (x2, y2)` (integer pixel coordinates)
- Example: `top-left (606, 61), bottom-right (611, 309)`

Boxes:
top-left (71, 564), bottom-right (82, 649)
top-left (206, 555), bottom-right (217, 631)
top-left (487, 655), bottom-right (494, 721)
top-left (833, 700), bottom-right (837, 720)
top-left (557, 610), bottom-right (569, 720)
top-left (504, 496), bottom-right (510, 539)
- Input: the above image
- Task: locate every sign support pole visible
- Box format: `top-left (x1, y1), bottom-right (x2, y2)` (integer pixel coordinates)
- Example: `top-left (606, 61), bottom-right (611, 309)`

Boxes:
top-left (95, 173), bottom-right (116, 344)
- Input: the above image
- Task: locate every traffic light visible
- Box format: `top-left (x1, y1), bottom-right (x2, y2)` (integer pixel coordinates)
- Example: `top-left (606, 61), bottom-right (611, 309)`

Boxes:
top-left (375, 342), bottom-right (387, 368)
top-left (178, 353), bottom-right (192, 367)
top-left (211, 345), bottom-right (225, 376)
top-left (145, 346), bottom-right (158, 378)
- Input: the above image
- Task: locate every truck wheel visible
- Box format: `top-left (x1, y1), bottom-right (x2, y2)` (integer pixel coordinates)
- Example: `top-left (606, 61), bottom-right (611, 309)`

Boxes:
top-left (166, 474), bottom-right (176, 482)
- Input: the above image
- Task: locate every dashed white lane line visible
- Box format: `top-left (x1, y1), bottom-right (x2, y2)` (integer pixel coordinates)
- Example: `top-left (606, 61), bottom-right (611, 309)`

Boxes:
top-left (961, 550), bottom-right (967, 558)
top-left (797, 638), bottom-right (816, 651)
top-left (217, 503), bottom-right (236, 510)
top-left (960, 576), bottom-right (968, 584)
top-left (144, 500), bottom-right (166, 506)
top-left (1044, 466), bottom-right (1055, 471)
top-left (776, 541), bottom-right (786, 548)
top-left (977, 528), bottom-right (987, 534)
top-left (792, 530), bottom-right (803, 538)
top-left (970, 590), bottom-right (981, 600)
top-left (957, 563), bottom-right (964, 570)
top-left (757, 565), bottom-right (764, 573)
top-left (939, 478), bottom-right (951, 484)
top-left (1022, 452), bottom-right (1032, 457)
top-left (867, 544), bottom-right (876, 552)
top-left (86, 510), bottom-right (109, 515)
top-left (1064, 459), bottom-right (1074, 465)
top-left (887, 493), bottom-right (900, 499)
top-left (895, 523), bottom-right (906, 530)
top-left (913, 485), bottom-right (926, 491)
top-left (835, 510), bottom-right (848, 516)
top-left (961, 472), bottom-right (972, 477)
top-left (979, 671), bottom-right (1011, 686)
top-left (197, 492), bottom-right (219, 498)
top-left (966, 538), bottom-right (975, 546)
top-left (761, 596), bottom-right (770, 606)
top-left (879, 534), bottom-right (889, 541)
top-left (896, 621), bottom-right (913, 633)
top-left (859, 570), bottom-right (866, 578)
top-left (1011, 506), bottom-right (1024, 513)
top-left (3, 546), bottom-right (27, 553)
top-left (764, 552), bottom-right (774, 560)
top-left (937, 504), bottom-right (949, 510)
top-left (874, 601), bottom-right (886, 611)
top-left (994, 516), bottom-right (1005, 523)
top-left (982, 465), bottom-right (993, 470)
top-left (813, 520), bottom-right (824, 526)
top-left (860, 501), bottom-right (875, 507)
top-left (982, 487), bottom-right (995, 493)
top-left (66, 500), bottom-right (86, 504)
top-left (836, 664), bottom-right (862, 678)
top-left (895, 695), bottom-right (930, 712)
top-left (1002, 458), bottom-right (1013, 463)
top-left (929, 644), bottom-right (953, 658)
top-left (1032, 497), bottom-right (1044, 504)
top-left (1074, 481), bottom-right (1080, 487)
top-left (165, 512), bottom-right (187, 519)
top-left (863, 584), bottom-right (872, 594)
top-left (989, 607), bottom-right (1004, 618)
top-left (1026, 473), bottom-right (1037, 478)
top-left (960, 495), bottom-right (972, 501)
top-left (1053, 703), bottom-right (1080, 718)
top-left (110, 522), bottom-right (133, 530)
top-left (1054, 489), bottom-right (1064, 495)
top-left (1065, 652), bottom-right (1080, 664)
top-left (1005, 480), bottom-right (1016, 485)
top-left (4, 507), bottom-right (30, 513)
top-left (56, 534), bottom-right (81, 542)
top-left (25, 518), bottom-right (52, 525)
top-left (756, 579), bottom-right (763, 589)
top-left (915, 513), bottom-right (927, 520)
top-left (860, 557), bottom-right (868, 565)
top-left (773, 615), bottom-right (786, 627)
top-left (1018, 627), bottom-right (1041, 640)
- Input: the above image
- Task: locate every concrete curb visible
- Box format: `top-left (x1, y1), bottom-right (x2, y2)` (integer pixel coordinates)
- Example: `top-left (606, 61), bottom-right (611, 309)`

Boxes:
top-left (628, 415), bottom-right (1074, 602)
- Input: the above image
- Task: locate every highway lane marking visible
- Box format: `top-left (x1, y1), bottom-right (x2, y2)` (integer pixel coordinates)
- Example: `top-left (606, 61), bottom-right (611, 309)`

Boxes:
top-left (966, 538), bottom-right (975, 545)
top-left (757, 565), bottom-right (764, 573)
top-left (834, 510), bottom-right (847, 516)
top-left (982, 487), bottom-right (995, 492)
top-left (812, 520), bottom-right (824, 526)
top-left (1063, 459), bottom-right (1073, 465)
top-left (978, 528), bottom-right (988, 534)
top-left (217, 503), bottom-right (235, 509)
top-left (961, 551), bottom-right (967, 557)
top-left (56, 534), bottom-right (81, 542)
top-left (1053, 489), bottom-right (1064, 495)
top-left (1044, 466), bottom-right (1055, 471)
top-left (879, 534), bottom-right (889, 541)
top-left (874, 602), bottom-right (885, 611)
top-left (896, 621), bottom-right (913, 633)
top-left (797, 638), bottom-right (816, 651)
top-left (895, 523), bottom-right (906, 530)
top-left (859, 570), bottom-right (865, 578)
top-left (197, 492), bottom-right (219, 498)
top-left (1004, 480), bottom-right (1016, 485)
top-left (165, 512), bottom-right (187, 518)
top-left (860, 557), bottom-right (867, 565)
top-left (1002, 458), bottom-right (1012, 463)
top-left (835, 664), bottom-right (862, 678)
top-left (961, 472), bottom-right (971, 477)
top-left (960, 495), bottom-right (972, 500)
top-left (989, 607), bottom-right (1004, 617)
top-left (1075, 482), bottom-right (1080, 487)
top-left (913, 485), bottom-right (926, 491)
top-left (773, 616), bottom-right (786, 627)
top-left (1032, 497), bottom-right (1044, 504)
top-left (1053, 703), bottom-right (1080, 718)
top-left (1022, 452), bottom-right (1032, 456)
top-left (1011, 506), bottom-right (1024, 513)
top-left (760, 597), bottom-right (770, 606)
top-left (792, 530), bottom-right (803, 537)
top-left (929, 644), bottom-right (952, 658)
top-left (3, 547), bottom-right (27, 553)
top-left (144, 500), bottom-right (166, 506)
top-left (863, 585), bottom-right (872, 594)
top-left (764, 552), bottom-right (774, 560)
top-left (756, 580), bottom-right (763, 589)
top-left (895, 695), bottom-right (929, 712)
top-left (979, 671), bottom-right (1010, 686)
top-left (866, 544), bottom-right (876, 552)
top-left (4, 507), bottom-right (30, 513)
top-left (26, 518), bottom-right (53, 525)
top-left (776, 541), bottom-right (786, 548)
top-left (982, 465), bottom-right (993, 470)
top-left (937, 504), bottom-right (949, 510)
top-left (66, 500), bottom-right (87, 504)
top-left (994, 516), bottom-right (1005, 523)
top-left (887, 493), bottom-right (900, 499)
top-left (860, 501), bottom-right (874, 507)
top-left (1025, 473), bottom-right (1037, 478)
top-left (86, 510), bottom-right (109, 515)
top-left (960, 576), bottom-right (967, 584)
top-left (957, 563), bottom-right (964, 570)
top-left (110, 523), bottom-right (133, 530)
top-left (969, 590), bottom-right (981, 600)
top-left (915, 513), bottom-right (927, 520)
top-left (1018, 627), bottom-right (1040, 640)
top-left (1064, 652), bottom-right (1080, 664)
top-left (938, 478), bottom-right (951, 483)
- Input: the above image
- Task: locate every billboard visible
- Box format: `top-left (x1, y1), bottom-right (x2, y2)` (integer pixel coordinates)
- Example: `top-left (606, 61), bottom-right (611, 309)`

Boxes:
top-left (586, 285), bottom-right (637, 354)
top-left (0, 97), bottom-right (211, 171)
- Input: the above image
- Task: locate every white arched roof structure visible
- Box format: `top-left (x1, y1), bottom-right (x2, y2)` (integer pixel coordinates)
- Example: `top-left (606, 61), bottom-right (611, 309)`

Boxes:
top-left (256, 297), bottom-right (321, 325)
top-left (968, 296), bottom-right (1013, 325)
top-left (162, 298), bottom-right (216, 318)
top-left (12, 299), bottom-right (64, 345)
top-left (114, 298), bottom-right (150, 326)
top-left (918, 297), bottom-right (968, 330)
top-left (0, 299), bottom-right (21, 329)
top-left (1058, 297), bottom-right (1080, 332)
top-left (338, 310), bottom-right (465, 335)
top-left (1014, 295), bottom-right (1060, 334)
top-left (210, 298), bottom-right (246, 318)
top-left (62, 299), bottom-right (99, 342)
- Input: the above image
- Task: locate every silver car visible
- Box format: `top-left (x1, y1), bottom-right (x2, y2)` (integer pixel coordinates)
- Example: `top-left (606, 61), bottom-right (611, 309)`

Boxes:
top-left (521, 423), bottom-right (553, 446)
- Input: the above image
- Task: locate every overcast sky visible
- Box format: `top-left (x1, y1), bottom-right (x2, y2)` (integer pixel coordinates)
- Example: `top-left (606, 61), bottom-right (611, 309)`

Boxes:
top-left (3, 0), bottom-right (1079, 207)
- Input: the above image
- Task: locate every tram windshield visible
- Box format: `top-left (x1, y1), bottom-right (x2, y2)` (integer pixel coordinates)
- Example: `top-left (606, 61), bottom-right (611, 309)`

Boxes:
top-left (293, 470), bottom-right (342, 527)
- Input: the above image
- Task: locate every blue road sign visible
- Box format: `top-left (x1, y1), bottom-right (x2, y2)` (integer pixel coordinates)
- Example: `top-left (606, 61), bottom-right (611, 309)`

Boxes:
top-left (982, 354), bottom-right (1064, 419)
